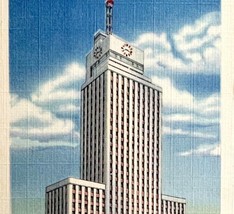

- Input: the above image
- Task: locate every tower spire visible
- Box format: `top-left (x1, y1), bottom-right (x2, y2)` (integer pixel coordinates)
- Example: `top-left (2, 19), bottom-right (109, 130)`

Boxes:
top-left (105, 0), bottom-right (114, 35)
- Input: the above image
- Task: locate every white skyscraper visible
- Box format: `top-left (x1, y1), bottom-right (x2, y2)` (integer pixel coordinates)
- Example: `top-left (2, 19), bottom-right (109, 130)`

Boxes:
top-left (0, 0), bottom-right (11, 213)
top-left (46, 1), bottom-right (186, 213)
top-left (80, 31), bottom-right (162, 213)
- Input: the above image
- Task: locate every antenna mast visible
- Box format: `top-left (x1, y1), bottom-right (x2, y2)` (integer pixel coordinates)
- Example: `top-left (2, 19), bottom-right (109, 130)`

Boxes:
top-left (105, 0), bottom-right (114, 35)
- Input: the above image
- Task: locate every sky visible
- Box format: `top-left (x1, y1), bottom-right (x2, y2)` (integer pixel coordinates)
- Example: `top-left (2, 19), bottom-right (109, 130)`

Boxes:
top-left (10, 0), bottom-right (220, 213)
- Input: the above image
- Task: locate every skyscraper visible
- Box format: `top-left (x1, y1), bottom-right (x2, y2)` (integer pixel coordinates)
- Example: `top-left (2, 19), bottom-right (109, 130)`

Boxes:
top-left (80, 30), bottom-right (162, 213)
top-left (45, 1), bottom-right (186, 213)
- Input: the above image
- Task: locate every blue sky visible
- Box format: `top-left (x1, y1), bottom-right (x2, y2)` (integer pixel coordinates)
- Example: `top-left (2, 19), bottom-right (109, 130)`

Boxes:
top-left (10, 0), bottom-right (220, 213)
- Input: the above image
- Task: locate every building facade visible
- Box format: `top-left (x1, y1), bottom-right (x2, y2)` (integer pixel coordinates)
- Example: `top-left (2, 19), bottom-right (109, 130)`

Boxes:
top-left (45, 178), bottom-right (105, 214)
top-left (161, 195), bottom-right (186, 214)
top-left (81, 31), bottom-right (162, 213)
top-left (46, 30), bottom-right (186, 214)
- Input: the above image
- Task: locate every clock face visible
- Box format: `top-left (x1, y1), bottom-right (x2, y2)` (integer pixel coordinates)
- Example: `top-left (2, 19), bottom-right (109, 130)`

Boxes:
top-left (121, 43), bottom-right (133, 57)
top-left (93, 46), bottom-right (103, 59)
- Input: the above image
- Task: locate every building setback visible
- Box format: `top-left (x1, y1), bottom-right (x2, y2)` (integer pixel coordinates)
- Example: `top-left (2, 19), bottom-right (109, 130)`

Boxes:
top-left (45, 178), bottom-right (105, 214)
top-left (161, 195), bottom-right (186, 214)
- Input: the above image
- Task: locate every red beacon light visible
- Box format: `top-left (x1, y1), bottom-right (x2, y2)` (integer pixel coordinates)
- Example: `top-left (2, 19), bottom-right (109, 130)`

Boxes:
top-left (106, 0), bottom-right (114, 7)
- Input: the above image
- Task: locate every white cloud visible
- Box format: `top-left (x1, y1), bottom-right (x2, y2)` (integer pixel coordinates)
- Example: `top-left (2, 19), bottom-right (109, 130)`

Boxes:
top-left (134, 12), bottom-right (220, 74)
top-left (11, 94), bottom-right (79, 143)
top-left (11, 137), bottom-right (79, 149)
top-left (179, 144), bottom-right (220, 157)
top-left (57, 104), bottom-right (80, 114)
top-left (152, 76), bottom-right (220, 114)
top-left (32, 62), bottom-right (85, 116)
top-left (36, 63), bottom-right (85, 94)
top-left (10, 62), bottom-right (85, 146)
top-left (163, 126), bottom-right (217, 139)
top-left (174, 12), bottom-right (220, 52)
top-left (11, 94), bottom-right (53, 124)
top-left (134, 32), bottom-right (171, 52)
top-left (152, 76), bottom-right (219, 140)
top-left (152, 76), bottom-right (193, 109)
top-left (10, 62), bottom-right (85, 148)
top-left (33, 89), bottom-right (81, 104)
top-left (164, 113), bottom-right (219, 125)
top-left (195, 94), bottom-right (220, 116)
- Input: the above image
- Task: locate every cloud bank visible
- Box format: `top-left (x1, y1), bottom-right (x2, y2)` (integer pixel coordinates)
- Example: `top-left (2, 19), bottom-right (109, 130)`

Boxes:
top-left (32, 63), bottom-right (85, 114)
top-left (152, 76), bottom-right (219, 123)
top-left (134, 12), bottom-right (220, 74)
top-left (11, 12), bottom-right (220, 155)
top-left (11, 62), bottom-right (85, 148)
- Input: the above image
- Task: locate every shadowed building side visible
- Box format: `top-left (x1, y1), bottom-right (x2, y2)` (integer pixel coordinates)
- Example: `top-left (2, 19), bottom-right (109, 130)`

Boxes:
top-left (0, 0), bottom-right (11, 213)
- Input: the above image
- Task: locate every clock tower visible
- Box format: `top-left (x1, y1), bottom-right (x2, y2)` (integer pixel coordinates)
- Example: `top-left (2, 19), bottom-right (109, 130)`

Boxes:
top-left (85, 30), bottom-right (145, 80)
